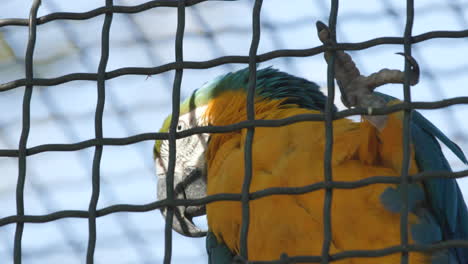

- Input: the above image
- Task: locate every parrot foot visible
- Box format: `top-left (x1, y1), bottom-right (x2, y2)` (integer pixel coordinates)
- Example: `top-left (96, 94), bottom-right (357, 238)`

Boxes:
top-left (315, 21), bottom-right (420, 130)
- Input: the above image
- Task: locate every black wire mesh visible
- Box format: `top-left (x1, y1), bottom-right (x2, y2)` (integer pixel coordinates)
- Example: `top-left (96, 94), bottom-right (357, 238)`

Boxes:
top-left (1, 0), bottom-right (468, 263)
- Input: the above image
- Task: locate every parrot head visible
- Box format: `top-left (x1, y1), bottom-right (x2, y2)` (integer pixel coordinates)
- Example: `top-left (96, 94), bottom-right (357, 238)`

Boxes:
top-left (154, 71), bottom-right (235, 237)
top-left (154, 91), bottom-right (211, 237)
top-left (154, 67), bottom-right (329, 237)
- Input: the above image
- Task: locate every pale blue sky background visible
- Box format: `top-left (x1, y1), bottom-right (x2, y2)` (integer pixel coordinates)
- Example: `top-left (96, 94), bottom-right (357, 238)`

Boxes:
top-left (0, 0), bottom-right (468, 263)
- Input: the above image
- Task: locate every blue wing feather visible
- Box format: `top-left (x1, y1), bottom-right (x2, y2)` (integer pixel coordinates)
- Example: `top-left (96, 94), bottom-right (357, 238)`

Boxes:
top-left (206, 232), bottom-right (234, 264)
top-left (412, 111), bottom-right (468, 165)
top-left (376, 93), bottom-right (468, 263)
top-left (411, 110), bottom-right (468, 263)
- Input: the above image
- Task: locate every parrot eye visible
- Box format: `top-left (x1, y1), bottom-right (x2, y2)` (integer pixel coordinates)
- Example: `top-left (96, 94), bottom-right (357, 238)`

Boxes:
top-left (177, 120), bottom-right (187, 131)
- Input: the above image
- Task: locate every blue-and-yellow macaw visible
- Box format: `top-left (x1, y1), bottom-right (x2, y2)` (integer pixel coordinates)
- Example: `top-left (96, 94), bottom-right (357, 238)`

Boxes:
top-left (154, 22), bottom-right (468, 263)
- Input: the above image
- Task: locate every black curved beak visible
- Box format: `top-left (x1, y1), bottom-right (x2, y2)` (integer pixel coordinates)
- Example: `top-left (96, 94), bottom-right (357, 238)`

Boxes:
top-left (157, 168), bottom-right (208, 237)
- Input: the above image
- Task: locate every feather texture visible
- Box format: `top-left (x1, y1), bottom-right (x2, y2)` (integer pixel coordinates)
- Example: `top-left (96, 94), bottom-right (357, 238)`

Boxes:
top-left (204, 90), bottom-right (432, 263)
top-left (156, 68), bottom-right (467, 263)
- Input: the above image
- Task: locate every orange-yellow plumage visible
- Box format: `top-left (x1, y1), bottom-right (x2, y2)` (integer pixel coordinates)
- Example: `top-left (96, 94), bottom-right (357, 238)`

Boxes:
top-left (203, 90), bottom-right (428, 263)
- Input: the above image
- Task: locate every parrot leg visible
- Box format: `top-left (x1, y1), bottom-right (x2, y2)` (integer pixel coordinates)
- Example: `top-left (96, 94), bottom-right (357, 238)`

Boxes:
top-left (315, 21), bottom-right (419, 130)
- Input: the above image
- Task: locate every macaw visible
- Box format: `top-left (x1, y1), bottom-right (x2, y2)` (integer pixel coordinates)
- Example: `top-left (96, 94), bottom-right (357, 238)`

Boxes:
top-left (154, 22), bottom-right (468, 263)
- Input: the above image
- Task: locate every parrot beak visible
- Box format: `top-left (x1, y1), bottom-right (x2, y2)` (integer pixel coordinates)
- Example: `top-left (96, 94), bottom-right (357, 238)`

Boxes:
top-left (156, 157), bottom-right (208, 237)
top-left (155, 98), bottom-right (210, 237)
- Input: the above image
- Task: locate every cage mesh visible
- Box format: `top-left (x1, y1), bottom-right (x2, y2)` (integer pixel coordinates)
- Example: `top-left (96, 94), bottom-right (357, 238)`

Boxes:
top-left (1, 0), bottom-right (468, 263)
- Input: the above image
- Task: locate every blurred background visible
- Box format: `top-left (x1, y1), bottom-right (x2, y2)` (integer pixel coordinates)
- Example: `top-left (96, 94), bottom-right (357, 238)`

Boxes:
top-left (0, 0), bottom-right (467, 263)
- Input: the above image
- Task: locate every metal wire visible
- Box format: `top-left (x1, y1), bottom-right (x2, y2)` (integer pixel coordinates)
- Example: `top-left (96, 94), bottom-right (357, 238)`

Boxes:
top-left (321, 1), bottom-right (339, 263)
top-left (399, 0), bottom-right (414, 262)
top-left (164, 1), bottom-right (186, 263)
top-left (13, 0), bottom-right (41, 262)
top-left (1, 29), bottom-right (468, 92)
top-left (1, 0), bottom-right (468, 263)
top-left (85, 0), bottom-right (114, 263)
top-left (238, 0), bottom-right (263, 260)
top-left (42, 0), bottom-right (155, 259)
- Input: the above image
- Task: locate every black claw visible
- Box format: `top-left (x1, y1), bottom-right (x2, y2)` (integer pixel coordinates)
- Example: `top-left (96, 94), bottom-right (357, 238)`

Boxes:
top-left (316, 21), bottom-right (333, 45)
top-left (395, 52), bottom-right (420, 85)
top-left (316, 20), bottom-right (328, 33)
